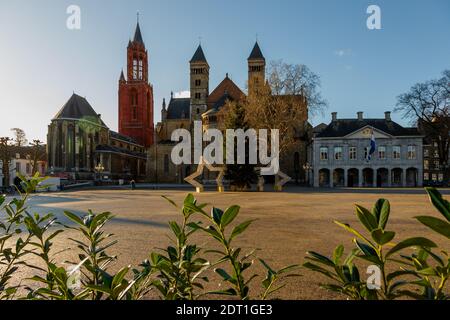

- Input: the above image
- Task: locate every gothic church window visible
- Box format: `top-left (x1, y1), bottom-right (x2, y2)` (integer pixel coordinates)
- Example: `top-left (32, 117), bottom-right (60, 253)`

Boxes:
top-left (139, 59), bottom-right (143, 80)
top-left (133, 59), bottom-right (138, 80)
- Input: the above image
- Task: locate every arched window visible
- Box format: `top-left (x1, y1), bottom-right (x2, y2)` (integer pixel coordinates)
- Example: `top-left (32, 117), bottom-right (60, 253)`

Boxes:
top-left (133, 58), bottom-right (138, 80)
top-left (138, 58), bottom-right (143, 80)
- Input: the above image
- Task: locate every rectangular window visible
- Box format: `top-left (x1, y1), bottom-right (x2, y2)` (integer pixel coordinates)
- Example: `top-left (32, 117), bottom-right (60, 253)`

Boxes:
top-left (434, 160), bottom-right (440, 170)
top-left (424, 148), bottom-right (429, 158)
top-left (424, 159), bottom-right (429, 170)
top-left (16, 162), bottom-right (21, 173)
top-left (434, 150), bottom-right (439, 158)
top-left (320, 147), bottom-right (328, 161)
top-left (393, 146), bottom-right (401, 160)
top-left (407, 145), bottom-right (416, 160)
top-left (195, 93), bottom-right (201, 99)
top-left (378, 146), bottom-right (386, 160)
top-left (438, 174), bottom-right (444, 182)
top-left (349, 147), bottom-right (357, 160)
top-left (424, 173), bottom-right (429, 181)
top-left (334, 147), bottom-right (343, 160)
top-left (432, 174), bottom-right (437, 181)
top-left (195, 79), bottom-right (201, 86)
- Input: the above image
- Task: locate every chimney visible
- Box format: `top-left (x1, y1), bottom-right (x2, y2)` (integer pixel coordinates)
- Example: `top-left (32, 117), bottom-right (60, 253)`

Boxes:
top-left (357, 112), bottom-right (363, 121)
top-left (331, 112), bottom-right (337, 121)
top-left (385, 111), bottom-right (391, 121)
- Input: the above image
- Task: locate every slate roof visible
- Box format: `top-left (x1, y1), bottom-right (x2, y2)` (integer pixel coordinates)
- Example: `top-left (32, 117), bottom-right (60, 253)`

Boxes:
top-left (248, 41), bottom-right (265, 60)
top-left (190, 45), bottom-right (207, 63)
top-left (110, 131), bottom-right (139, 145)
top-left (212, 92), bottom-right (233, 110)
top-left (166, 98), bottom-right (190, 120)
top-left (133, 22), bottom-right (145, 46)
top-left (316, 119), bottom-right (421, 138)
top-left (95, 144), bottom-right (146, 159)
top-left (53, 94), bottom-right (107, 126)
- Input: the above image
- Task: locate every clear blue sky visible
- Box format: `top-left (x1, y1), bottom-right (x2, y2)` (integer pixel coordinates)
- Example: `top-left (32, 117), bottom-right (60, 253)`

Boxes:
top-left (0, 0), bottom-right (449, 142)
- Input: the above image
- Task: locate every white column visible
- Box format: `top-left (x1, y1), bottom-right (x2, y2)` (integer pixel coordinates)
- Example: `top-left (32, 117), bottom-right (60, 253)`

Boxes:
top-left (358, 169), bottom-right (363, 187)
top-left (387, 168), bottom-right (392, 187)
top-left (344, 168), bottom-right (348, 187)
top-left (313, 169), bottom-right (319, 188)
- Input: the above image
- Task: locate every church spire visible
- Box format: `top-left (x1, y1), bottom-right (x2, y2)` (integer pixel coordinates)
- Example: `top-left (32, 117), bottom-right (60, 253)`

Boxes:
top-left (190, 44), bottom-right (208, 64)
top-left (133, 13), bottom-right (145, 46)
top-left (248, 41), bottom-right (265, 61)
top-left (119, 69), bottom-right (126, 82)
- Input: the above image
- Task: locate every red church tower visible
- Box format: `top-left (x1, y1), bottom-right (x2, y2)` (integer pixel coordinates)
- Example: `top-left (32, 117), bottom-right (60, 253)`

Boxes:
top-left (118, 19), bottom-right (154, 147)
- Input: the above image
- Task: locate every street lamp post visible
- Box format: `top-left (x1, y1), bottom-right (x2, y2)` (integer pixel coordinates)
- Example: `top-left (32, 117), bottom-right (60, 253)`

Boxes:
top-left (303, 162), bottom-right (313, 187)
top-left (94, 162), bottom-right (105, 185)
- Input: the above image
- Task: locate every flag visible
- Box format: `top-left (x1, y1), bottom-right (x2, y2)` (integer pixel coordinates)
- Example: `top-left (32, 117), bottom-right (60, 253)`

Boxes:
top-left (367, 129), bottom-right (376, 161)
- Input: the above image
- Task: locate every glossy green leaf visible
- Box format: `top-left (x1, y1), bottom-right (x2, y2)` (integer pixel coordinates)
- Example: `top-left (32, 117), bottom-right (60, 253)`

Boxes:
top-left (415, 216), bottom-right (450, 239)
top-left (371, 229), bottom-right (396, 245)
top-left (386, 237), bottom-right (438, 258)
top-left (230, 220), bottom-right (254, 241)
top-left (355, 205), bottom-right (377, 232)
top-left (426, 187), bottom-right (450, 222)
top-left (220, 205), bottom-right (240, 227)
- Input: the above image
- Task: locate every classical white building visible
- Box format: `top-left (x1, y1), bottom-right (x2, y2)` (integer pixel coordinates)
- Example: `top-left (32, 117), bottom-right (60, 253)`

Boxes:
top-left (0, 149), bottom-right (47, 188)
top-left (312, 112), bottom-right (423, 188)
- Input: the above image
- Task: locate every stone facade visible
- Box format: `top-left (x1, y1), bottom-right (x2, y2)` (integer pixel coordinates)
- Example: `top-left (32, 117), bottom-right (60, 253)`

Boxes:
top-left (149, 42), bottom-right (310, 184)
top-left (47, 94), bottom-right (147, 181)
top-left (118, 22), bottom-right (154, 148)
top-left (313, 112), bottom-right (423, 188)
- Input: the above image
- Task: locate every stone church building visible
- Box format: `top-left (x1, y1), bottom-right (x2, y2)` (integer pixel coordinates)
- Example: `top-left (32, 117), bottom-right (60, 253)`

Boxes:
top-left (47, 20), bottom-right (310, 184)
top-left (149, 41), bottom-right (310, 184)
top-left (47, 22), bottom-right (151, 181)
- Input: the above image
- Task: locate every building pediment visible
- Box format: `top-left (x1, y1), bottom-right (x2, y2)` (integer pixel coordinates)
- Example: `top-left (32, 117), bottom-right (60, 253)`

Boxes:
top-left (344, 126), bottom-right (393, 139)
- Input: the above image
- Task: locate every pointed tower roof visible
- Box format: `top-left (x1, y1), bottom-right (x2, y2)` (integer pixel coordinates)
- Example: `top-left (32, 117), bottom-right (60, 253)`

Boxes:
top-left (133, 22), bottom-right (145, 46)
top-left (119, 70), bottom-right (125, 82)
top-left (248, 41), bottom-right (265, 60)
top-left (190, 45), bottom-right (207, 63)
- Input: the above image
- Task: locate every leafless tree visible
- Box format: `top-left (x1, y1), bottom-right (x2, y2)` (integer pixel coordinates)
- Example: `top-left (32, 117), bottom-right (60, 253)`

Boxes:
top-left (0, 137), bottom-right (13, 187)
top-left (28, 139), bottom-right (45, 175)
top-left (267, 60), bottom-right (327, 117)
top-left (10, 128), bottom-right (27, 147)
top-left (395, 70), bottom-right (450, 182)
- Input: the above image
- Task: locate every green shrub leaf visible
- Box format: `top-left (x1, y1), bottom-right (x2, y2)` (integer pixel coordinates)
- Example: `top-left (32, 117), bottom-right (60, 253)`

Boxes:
top-left (221, 205), bottom-right (240, 227)
top-left (372, 199), bottom-right (390, 229)
top-left (426, 187), bottom-right (450, 222)
top-left (371, 229), bottom-right (396, 245)
top-left (230, 220), bottom-right (254, 241)
top-left (415, 216), bottom-right (450, 239)
top-left (355, 205), bottom-right (378, 232)
top-left (386, 237), bottom-right (438, 258)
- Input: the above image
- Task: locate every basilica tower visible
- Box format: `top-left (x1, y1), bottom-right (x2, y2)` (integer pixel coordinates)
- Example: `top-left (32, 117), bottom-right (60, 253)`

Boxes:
top-left (118, 19), bottom-right (154, 147)
top-left (189, 44), bottom-right (209, 120)
top-left (248, 41), bottom-right (266, 95)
